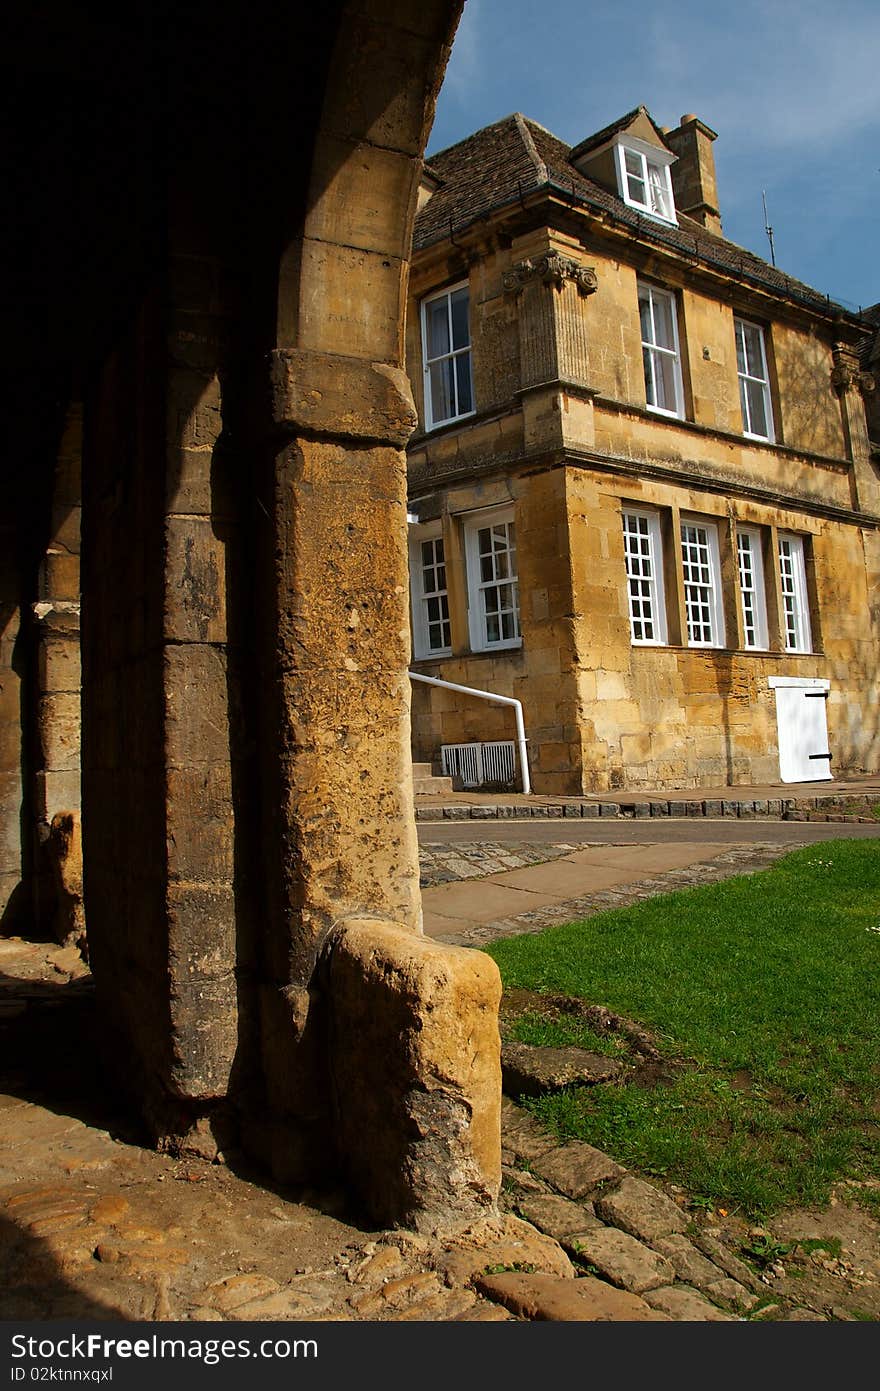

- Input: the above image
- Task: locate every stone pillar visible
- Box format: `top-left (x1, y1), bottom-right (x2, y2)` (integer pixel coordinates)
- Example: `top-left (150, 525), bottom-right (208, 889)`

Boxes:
top-left (0, 536), bottom-right (23, 925)
top-left (504, 249), bottom-right (598, 390)
top-left (832, 342), bottom-right (880, 514)
top-left (81, 0), bottom-right (502, 1227)
top-left (31, 406), bottom-right (83, 941)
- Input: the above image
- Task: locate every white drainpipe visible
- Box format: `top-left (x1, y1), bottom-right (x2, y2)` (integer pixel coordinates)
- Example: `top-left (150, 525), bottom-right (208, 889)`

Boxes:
top-left (408, 670), bottom-right (531, 795)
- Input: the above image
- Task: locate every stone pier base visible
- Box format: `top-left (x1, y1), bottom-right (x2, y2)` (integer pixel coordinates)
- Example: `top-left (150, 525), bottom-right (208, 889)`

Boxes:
top-left (326, 918), bottom-right (502, 1232)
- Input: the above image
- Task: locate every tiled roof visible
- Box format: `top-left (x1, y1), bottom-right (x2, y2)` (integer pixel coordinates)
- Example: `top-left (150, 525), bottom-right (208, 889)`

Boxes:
top-left (416, 113), bottom-right (864, 325)
top-left (568, 104), bottom-right (668, 162)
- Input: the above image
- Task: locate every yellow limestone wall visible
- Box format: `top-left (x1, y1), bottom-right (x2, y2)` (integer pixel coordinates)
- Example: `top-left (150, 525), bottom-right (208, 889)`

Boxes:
top-left (408, 229), bottom-right (878, 792)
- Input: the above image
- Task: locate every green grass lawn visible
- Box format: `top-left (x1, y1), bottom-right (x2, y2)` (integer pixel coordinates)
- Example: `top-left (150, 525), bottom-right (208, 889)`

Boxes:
top-left (486, 839), bottom-right (880, 1219)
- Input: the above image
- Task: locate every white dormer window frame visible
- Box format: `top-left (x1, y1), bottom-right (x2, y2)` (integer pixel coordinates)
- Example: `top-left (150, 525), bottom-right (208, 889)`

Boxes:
top-left (613, 136), bottom-right (677, 225)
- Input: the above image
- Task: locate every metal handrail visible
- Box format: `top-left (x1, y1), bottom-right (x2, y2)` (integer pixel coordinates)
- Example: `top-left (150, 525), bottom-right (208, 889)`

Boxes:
top-left (408, 670), bottom-right (531, 795)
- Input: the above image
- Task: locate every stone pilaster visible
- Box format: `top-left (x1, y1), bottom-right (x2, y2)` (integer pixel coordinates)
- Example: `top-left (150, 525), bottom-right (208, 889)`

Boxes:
top-left (503, 251), bottom-right (597, 390)
top-left (832, 341), bottom-right (879, 513)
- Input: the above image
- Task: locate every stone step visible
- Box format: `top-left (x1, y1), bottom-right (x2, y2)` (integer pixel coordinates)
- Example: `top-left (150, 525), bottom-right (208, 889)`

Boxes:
top-left (412, 761), bottom-right (455, 795)
top-left (413, 775), bottom-right (454, 796)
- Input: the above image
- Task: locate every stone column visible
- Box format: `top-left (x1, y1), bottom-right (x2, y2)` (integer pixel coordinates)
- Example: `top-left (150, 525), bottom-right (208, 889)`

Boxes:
top-left (32, 406), bottom-right (83, 942)
top-left (504, 249), bottom-right (598, 452)
top-left (832, 342), bottom-right (880, 514)
top-left (504, 249), bottom-right (598, 390)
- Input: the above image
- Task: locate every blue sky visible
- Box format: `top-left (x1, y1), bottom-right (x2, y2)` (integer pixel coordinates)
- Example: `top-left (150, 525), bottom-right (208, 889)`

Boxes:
top-left (429, 0), bottom-right (880, 314)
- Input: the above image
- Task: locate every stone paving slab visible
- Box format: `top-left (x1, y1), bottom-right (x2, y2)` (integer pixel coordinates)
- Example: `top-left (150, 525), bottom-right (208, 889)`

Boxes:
top-left (595, 1176), bottom-right (690, 1242)
top-left (513, 1194), bottom-right (602, 1241)
top-left (643, 1284), bottom-right (736, 1320)
top-left (474, 1269), bottom-right (671, 1320)
top-left (531, 1141), bottom-right (625, 1198)
top-left (566, 1226), bottom-right (675, 1293)
top-left (481, 860), bottom-right (637, 895)
top-left (418, 879), bottom-right (566, 924)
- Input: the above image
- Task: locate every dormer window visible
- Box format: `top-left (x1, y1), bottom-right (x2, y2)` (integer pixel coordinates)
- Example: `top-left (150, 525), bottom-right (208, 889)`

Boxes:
top-left (614, 139), bottom-right (676, 223)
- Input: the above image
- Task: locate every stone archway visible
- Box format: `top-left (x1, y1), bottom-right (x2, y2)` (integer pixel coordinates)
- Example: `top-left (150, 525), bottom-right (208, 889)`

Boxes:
top-left (0, 0), bottom-right (501, 1229)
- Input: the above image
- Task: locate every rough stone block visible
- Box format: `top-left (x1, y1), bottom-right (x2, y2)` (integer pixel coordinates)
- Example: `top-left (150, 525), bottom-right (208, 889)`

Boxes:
top-left (164, 517), bottom-right (227, 644)
top-left (515, 1193), bottom-right (601, 1242)
top-left (169, 973), bottom-right (238, 1099)
top-left (271, 349), bottom-right (417, 445)
top-left (651, 1232), bottom-right (726, 1288)
top-left (473, 1270), bottom-right (669, 1321)
top-left (594, 1177), bottom-right (689, 1242)
top-left (568, 1226), bottom-right (675, 1293)
top-left (165, 763), bottom-right (234, 883)
top-left (38, 693), bottom-right (81, 772)
top-left (502, 1042), bottom-right (624, 1097)
top-left (305, 137), bottom-right (419, 261)
top-left (642, 1284), bottom-right (735, 1320)
top-left (437, 1214), bottom-right (575, 1287)
top-left (327, 918), bottom-right (502, 1231)
top-left (532, 1141), bottom-right (624, 1198)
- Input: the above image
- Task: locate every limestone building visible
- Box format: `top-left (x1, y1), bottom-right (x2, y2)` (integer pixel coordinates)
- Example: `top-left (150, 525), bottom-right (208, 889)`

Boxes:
top-left (406, 108), bottom-right (880, 795)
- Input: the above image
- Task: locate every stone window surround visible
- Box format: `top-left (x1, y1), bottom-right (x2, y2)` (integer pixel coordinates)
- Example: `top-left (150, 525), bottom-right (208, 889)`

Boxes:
top-left (638, 280), bottom-right (685, 420)
top-left (735, 315), bottom-right (776, 443)
top-left (622, 507), bottom-right (668, 646)
top-left (408, 520), bottom-right (452, 660)
top-left (463, 506), bottom-right (522, 653)
top-left (420, 278), bottom-right (475, 432)
top-left (736, 525), bottom-right (770, 651)
top-left (680, 514), bottom-right (726, 648)
top-left (621, 503), bottom-right (819, 658)
top-left (406, 506), bottom-right (523, 660)
top-left (778, 530), bottom-right (813, 654)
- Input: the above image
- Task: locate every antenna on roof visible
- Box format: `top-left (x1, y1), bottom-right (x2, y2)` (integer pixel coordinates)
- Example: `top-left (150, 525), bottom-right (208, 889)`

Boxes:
top-left (762, 190), bottom-right (777, 267)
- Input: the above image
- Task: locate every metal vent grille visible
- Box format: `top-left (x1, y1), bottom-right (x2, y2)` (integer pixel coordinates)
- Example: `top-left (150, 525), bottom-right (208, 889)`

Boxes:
top-left (441, 741), bottom-right (516, 789)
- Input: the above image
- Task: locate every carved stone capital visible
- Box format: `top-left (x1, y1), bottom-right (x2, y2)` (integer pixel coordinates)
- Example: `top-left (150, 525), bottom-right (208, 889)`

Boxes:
top-left (831, 343), bottom-right (874, 396)
top-left (503, 251), bottom-right (598, 297)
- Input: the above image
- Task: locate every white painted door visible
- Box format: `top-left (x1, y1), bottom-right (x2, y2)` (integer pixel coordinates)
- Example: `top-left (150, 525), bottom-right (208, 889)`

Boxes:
top-left (769, 677), bottom-right (832, 782)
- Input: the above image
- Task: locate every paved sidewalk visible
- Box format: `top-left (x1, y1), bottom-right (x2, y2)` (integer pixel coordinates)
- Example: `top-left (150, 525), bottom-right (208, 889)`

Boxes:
top-left (420, 839), bottom-right (802, 945)
top-left (416, 771), bottom-right (880, 943)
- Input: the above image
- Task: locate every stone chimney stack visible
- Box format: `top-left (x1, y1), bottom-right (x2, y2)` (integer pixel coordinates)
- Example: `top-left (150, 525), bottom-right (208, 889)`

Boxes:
top-left (665, 114), bottom-right (721, 235)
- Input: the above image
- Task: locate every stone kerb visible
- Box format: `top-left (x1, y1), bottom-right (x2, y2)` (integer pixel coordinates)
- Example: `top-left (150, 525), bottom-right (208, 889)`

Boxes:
top-left (325, 916), bottom-right (502, 1232)
top-left (415, 792), bottom-right (880, 823)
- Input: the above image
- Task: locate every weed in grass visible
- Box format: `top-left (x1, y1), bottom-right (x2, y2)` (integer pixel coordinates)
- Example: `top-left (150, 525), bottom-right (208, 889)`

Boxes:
top-left (741, 1234), bottom-right (795, 1267)
top-left (483, 1262), bottom-right (536, 1276)
top-left (797, 1237), bottom-right (842, 1259)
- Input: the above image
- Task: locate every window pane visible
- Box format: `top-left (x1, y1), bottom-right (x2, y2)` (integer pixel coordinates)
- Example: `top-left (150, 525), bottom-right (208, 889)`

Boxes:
top-left (624, 148), bottom-right (646, 205)
top-left (652, 292), bottom-right (676, 350)
top-left (450, 288), bottom-right (469, 350)
top-left (742, 322), bottom-right (763, 377)
top-left (639, 291), bottom-right (653, 342)
top-left (647, 163), bottom-right (671, 219)
top-left (746, 379), bottom-right (768, 437)
top-left (425, 298), bottom-right (450, 359)
top-left (429, 359), bottom-right (454, 422)
top-left (655, 350), bottom-right (678, 412)
top-left (455, 354), bottom-right (473, 414)
top-left (735, 322), bottom-right (747, 376)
